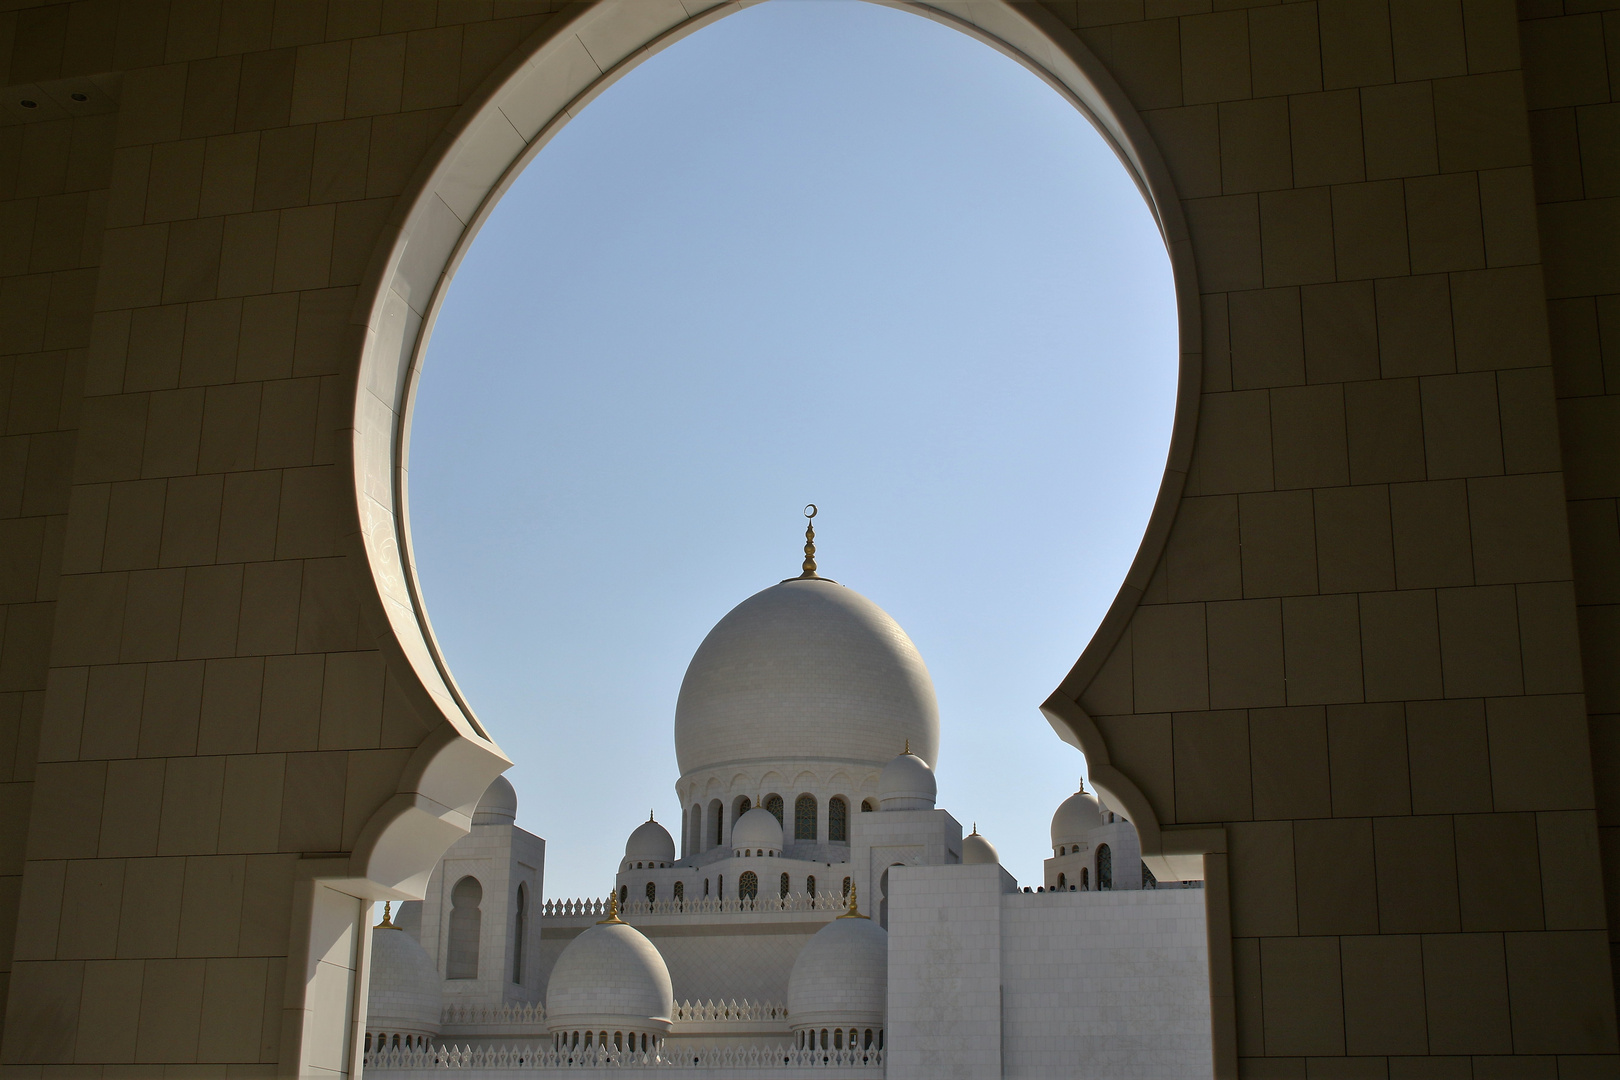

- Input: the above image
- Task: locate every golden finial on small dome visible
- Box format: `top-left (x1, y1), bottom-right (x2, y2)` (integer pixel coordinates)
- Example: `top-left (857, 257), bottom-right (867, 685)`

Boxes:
top-left (798, 505), bottom-right (820, 579)
top-left (377, 901), bottom-right (396, 929)
top-left (837, 882), bottom-right (869, 920)
top-left (904, 739), bottom-right (910, 755)
top-left (598, 891), bottom-right (626, 925)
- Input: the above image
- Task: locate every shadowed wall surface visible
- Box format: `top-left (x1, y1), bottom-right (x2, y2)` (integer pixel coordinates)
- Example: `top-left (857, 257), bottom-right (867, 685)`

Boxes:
top-left (0, 0), bottom-right (1615, 1077)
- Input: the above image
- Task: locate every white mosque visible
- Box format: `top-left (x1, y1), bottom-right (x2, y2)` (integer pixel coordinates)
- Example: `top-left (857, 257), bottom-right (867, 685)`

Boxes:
top-left (364, 517), bottom-right (1212, 1079)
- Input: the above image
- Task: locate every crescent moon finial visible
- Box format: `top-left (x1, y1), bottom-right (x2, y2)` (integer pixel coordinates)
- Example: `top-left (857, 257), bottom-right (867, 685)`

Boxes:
top-left (798, 505), bottom-right (820, 578)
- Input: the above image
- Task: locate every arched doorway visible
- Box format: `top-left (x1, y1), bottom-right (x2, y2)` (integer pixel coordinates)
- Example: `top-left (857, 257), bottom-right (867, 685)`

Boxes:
top-left (328, 0), bottom-right (1210, 1075)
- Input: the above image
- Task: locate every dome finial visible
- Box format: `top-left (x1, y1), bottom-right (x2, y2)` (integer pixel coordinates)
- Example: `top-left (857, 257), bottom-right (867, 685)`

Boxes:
top-left (649, 809), bottom-right (655, 821)
top-left (377, 901), bottom-right (395, 929)
top-left (599, 890), bottom-right (625, 925)
top-left (904, 739), bottom-right (910, 755)
top-left (799, 504), bottom-right (819, 578)
top-left (837, 881), bottom-right (869, 919)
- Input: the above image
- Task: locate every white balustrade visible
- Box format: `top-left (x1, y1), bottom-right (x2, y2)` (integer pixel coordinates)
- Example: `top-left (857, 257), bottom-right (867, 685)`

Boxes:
top-left (363, 1041), bottom-right (882, 1070)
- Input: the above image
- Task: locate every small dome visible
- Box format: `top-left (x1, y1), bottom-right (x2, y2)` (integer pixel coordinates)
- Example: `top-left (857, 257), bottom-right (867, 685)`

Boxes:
top-left (787, 911), bottom-right (888, 1031)
top-left (731, 806), bottom-right (784, 854)
top-left (962, 828), bottom-right (999, 866)
top-left (367, 920), bottom-right (442, 1037)
top-left (546, 918), bottom-right (674, 1033)
top-left (625, 817), bottom-right (675, 864)
top-left (1051, 782), bottom-right (1104, 848)
top-left (878, 749), bottom-right (936, 810)
top-left (473, 775), bottom-right (518, 825)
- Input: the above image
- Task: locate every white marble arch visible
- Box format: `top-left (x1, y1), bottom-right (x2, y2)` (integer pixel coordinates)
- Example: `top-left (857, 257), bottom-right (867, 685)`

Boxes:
top-left (327, 0), bottom-right (1211, 1073)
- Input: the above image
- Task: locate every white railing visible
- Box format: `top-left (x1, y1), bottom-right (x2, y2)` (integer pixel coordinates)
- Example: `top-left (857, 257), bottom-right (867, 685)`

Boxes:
top-left (672, 1000), bottom-right (786, 1023)
top-left (443, 1001), bottom-right (547, 1027)
top-left (543, 894), bottom-right (845, 918)
top-left (437, 1001), bottom-right (787, 1029)
top-left (364, 1043), bottom-right (882, 1071)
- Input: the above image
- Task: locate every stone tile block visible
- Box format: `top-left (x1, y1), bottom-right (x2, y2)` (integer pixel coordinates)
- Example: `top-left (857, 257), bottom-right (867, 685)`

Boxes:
top-left (1406, 173), bottom-right (1484, 274)
top-left (1167, 495), bottom-right (1242, 601)
top-left (1455, 812), bottom-right (1544, 931)
top-left (1406, 698), bottom-right (1493, 815)
top-left (1359, 589), bottom-right (1443, 701)
top-left (1319, 0), bottom-right (1395, 90)
top-left (1229, 820), bottom-right (1296, 937)
top-left (1230, 287), bottom-right (1304, 388)
top-left (1314, 485), bottom-right (1396, 593)
top-left (1375, 815), bottom-right (1461, 933)
top-left (1327, 701), bottom-right (1409, 817)
top-left (1172, 709), bottom-right (1252, 822)
top-left (1260, 936), bottom-right (1344, 1056)
top-left (1341, 934), bottom-right (1428, 1054)
top-left (1181, 10), bottom-right (1250, 104)
top-left (1389, 480), bottom-right (1473, 589)
top-left (1486, 694), bottom-right (1596, 812)
top-left (1437, 585), bottom-right (1523, 696)
top-left (1332, 181), bottom-right (1409, 280)
top-left (1209, 599), bottom-right (1285, 709)
top-left (1240, 490), bottom-right (1318, 596)
top-left (1220, 97), bottom-right (1292, 194)
top-left (116, 856), bottom-right (184, 959)
top-left (1361, 82), bottom-right (1439, 180)
top-left (1451, 265), bottom-right (1553, 371)
top-left (1283, 594), bottom-right (1363, 705)
top-left (1422, 932), bottom-right (1511, 1054)
top-left (1271, 384), bottom-right (1348, 489)
top-left (1261, 188), bottom-right (1336, 286)
top-left (1503, 930), bottom-right (1620, 1053)
top-left (1295, 816), bottom-right (1378, 934)
top-left (1131, 603), bottom-right (1209, 712)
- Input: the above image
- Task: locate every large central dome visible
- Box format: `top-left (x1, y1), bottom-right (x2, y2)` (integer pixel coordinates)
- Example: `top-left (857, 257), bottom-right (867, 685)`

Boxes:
top-left (674, 577), bottom-right (939, 776)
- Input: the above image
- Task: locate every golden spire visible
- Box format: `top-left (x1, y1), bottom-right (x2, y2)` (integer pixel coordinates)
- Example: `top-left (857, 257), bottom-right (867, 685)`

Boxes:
top-left (798, 504), bottom-right (819, 578)
top-left (598, 891), bottom-right (626, 925)
top-left (904, 739), bottom-right (910, 756)
top-left (837, 882), bottom-right (869, 919)
top-left (376, 901), bottom-right (396, 929)
top-left (971, 823), bottom-right (978, 835)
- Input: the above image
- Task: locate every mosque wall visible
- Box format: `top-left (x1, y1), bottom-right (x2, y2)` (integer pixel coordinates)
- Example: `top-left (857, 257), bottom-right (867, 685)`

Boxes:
top-left (0, 1), bottom-right (1615, 1076)
top-left (887, 864), bottom-right (1212, 1080)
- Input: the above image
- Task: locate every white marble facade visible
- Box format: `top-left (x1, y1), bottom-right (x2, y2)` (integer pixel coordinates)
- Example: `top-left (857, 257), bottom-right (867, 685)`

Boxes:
top-left (364, 550), bottom-right (1212, 1078)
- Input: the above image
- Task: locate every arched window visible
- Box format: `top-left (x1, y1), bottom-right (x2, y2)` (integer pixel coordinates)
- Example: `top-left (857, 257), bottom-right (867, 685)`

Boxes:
top-left (737, 795), bottom-right (752, 816)
top-left (513, 883), bottom-right (527, 985)
top-left (709, 799), bottom-right (724, 847)
top-left (739, 871), bottom-right (758, 900)
top-left (780, 872), bottom-right (790, 899)
top-left (717, 874), bottom-right (724, 900)
top-left (447, 875), bottom-right (482, 979)
top-left (795, 794), bottom-right (817, 840)
top-left (842, 876), bottom-right (851, 898)
top-left (1142, 861), bottom-right (1157, 889)
top-left (674, 881), bottom-right (684, 905)
top-left (806, 874), bottom-right (816, 904)
top-left (619, 884), bottom-right (628, 906)
top-left (1081, 867), bottom-right (1089, 890)
top-left (765, 794), bottom-right (783, 824)
top-left (1098, 843), bottom-right (1112, 891)
top-left (861, 799), bottom-right (875, 812)
top-left (646, 881), bottom-right (656, 903)
top-left (828, 796), bottom-right (848, 842)
top-left (703, 878), bottom-right (710, 897)
top-left (1057, 873), bottom-right (1066, 890)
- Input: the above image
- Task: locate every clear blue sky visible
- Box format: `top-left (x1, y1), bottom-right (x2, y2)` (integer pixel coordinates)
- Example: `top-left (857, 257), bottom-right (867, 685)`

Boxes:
top-left (408, 0), bottom-right (1177, 899)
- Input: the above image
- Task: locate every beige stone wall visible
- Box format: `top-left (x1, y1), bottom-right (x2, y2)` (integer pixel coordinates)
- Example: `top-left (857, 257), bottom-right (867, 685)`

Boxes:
top-left (0, 0), bottom-right (1612, 1076)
